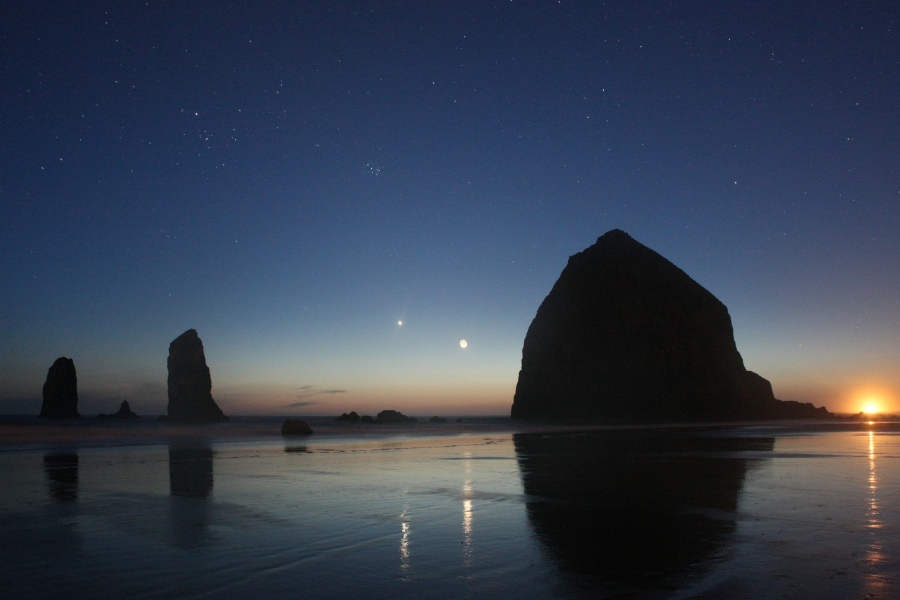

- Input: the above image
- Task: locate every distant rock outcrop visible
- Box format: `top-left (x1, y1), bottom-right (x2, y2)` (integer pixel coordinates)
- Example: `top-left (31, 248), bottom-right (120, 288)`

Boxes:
top-left (376, 409), bottom-right (417, 424)
top-left (335, 410), bottom-right (416, 424)
top-left (281, 419), bottom-right (314, 435)
top-left (39, 357), bottom-right (80, 418)
top-left (165, 329), bottom-right (228, 422)
top-left (97, 400), bottom-right (139, 420)
top-left (336, 411), bottom-right (361, 423)
top-left (512, 230), bottom-right (830, 421)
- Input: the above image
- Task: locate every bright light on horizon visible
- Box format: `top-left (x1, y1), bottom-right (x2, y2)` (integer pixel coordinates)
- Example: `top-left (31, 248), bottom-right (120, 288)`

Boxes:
top-left (853, 388), bottom-right (894, 415)
top-left (862, 399), bottom-right (881, 415)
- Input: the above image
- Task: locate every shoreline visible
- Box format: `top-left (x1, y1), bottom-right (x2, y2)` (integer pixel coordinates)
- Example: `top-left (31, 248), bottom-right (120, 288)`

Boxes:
top-left (1, 413), bottom-right (896, 453)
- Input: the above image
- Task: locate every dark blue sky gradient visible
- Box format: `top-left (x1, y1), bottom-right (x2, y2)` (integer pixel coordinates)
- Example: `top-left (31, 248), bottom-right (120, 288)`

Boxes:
top-left (2, 2), bottom-right (898, 416)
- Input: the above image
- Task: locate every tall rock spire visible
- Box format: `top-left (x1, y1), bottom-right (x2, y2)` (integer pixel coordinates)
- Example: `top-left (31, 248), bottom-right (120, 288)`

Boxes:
top-left (39, 357), bottom-right (80, 418)
top-left (166, 329), bottom-right (228, 422)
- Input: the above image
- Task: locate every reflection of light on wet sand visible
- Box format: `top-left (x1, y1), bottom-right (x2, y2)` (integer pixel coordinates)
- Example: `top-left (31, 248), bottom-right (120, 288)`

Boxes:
top-left (463, 489), bottom-right (474, 566)
top-left (400, 505), bottom-right (411, 574)
top-left (462, 453), bottom-right (474, 566)
top-left (868, 431), bottom-right (879, 524)
top-left (864, 429), bottom-right (889, 595)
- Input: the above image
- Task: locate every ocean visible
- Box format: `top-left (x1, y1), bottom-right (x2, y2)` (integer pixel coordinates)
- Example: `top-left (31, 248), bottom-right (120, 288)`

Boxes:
top-left (0, 418), bottom-right (897, 598)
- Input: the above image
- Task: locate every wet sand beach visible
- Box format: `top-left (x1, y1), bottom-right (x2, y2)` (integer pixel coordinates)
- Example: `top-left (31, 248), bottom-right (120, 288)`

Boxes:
top-left (1, 418), bottom-right (898, 598)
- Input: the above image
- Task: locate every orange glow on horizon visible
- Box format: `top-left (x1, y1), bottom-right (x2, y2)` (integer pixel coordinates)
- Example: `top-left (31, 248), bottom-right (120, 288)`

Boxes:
top-left (843, 385), bottom-right (898, 416)
top-left (862, 401), bottom-right (880, 415)
top-left (856, 388), bottom-right (893, 415)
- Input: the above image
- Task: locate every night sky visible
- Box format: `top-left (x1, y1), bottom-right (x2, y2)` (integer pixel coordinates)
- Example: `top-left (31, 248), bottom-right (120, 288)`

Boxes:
top-left (2, 2), bottom-right (897, 417)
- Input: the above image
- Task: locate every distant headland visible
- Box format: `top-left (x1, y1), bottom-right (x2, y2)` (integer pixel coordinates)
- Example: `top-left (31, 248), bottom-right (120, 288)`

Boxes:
top-left (512, 229), bottom-right (830, 422)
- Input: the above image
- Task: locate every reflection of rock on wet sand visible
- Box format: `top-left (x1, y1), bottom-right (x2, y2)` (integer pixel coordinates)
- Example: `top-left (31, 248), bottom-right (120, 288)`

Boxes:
top-left (514, 430), bottom-right (774, 589)
top-left (44, 453), bottom-right (79, 503)
top-left (168, 445), bottom-right (214, 549)
top-left (169, 446), bottom-right (214, 498)
top-left (39, 451), bottom-right (82, 557)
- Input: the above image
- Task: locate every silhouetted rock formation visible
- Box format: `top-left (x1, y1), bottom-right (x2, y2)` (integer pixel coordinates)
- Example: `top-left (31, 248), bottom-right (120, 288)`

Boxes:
top-left (281, 419), bottom-right (313, 435)
top-left (512, 230), bottom-right (830, 421)
top-left (514, 430), bottom-right (774, 589)
top-left (336, 411), bottom-right (360, 423)
top-left (376, 409), bottom-right (417, 424)
top-left (334, 409), bottom-right (417, 424)
top-left (165, 329), bottom-right (228, 422)
top-left (39, 357), bottom-right (80, 418)
top-left (97, 400), bottom-right (139, 419)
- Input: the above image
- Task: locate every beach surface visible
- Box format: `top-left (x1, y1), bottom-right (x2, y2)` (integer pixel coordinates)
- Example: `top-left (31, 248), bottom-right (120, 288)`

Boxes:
top-left (1, 418), bottom-right (898, 598)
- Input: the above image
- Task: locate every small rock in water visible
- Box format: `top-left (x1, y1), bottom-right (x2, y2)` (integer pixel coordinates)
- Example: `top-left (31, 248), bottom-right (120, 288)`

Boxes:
top-left (97, 400), bottom-right (139, 419)
top-left (376, 410), bottom-right (417, 424)
top-left (282, 419), bottom-right (313, 435)
top-left (336, 411), bottom-right (360, 423)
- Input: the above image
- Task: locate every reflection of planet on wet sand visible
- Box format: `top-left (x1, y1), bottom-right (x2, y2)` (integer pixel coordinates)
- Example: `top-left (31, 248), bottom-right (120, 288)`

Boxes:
top-left (514, 429), bottom-right (774, 591)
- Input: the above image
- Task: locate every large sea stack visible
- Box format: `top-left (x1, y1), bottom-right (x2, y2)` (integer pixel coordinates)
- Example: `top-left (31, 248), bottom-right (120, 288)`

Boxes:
top-left (166, 329), bottom-right (228, 422)
top-left (512, 230), bottom-right (829, 421)
top-left (39, 357), bottom-right (80, 418)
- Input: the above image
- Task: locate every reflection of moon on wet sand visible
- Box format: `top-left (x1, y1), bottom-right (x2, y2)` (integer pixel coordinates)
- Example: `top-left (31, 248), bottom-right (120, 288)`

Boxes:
top-left (459, 339), bottom-right (468, 348)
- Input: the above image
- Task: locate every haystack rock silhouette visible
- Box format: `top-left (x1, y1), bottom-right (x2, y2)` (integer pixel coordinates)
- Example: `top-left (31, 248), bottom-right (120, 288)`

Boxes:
top-left (39, 357), bottom-right (80, 418)
top-left (166, 329), bottom-right (228, 422)
top-left (512, 230), bottom-right (829, 421)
